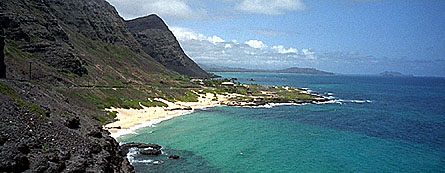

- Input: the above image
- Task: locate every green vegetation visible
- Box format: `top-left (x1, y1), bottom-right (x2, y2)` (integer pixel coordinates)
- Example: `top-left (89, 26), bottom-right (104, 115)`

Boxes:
top-left (58, 86), bottom-right (169, 111)
top-left (6, 43), bottom-right (33, 59)
top-left (175, 90), bottom-right (199, 102)
top-left (94, 115), bottom-right (109, 124)
top-left (141, 100), bottom-right (167, 107)
top-left (0, 82), bottom-right (46, 118)
top-left (95, 111), bottom-right (118, 124)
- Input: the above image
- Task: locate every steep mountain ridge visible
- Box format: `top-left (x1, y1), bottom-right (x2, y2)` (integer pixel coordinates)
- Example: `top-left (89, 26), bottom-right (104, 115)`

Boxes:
top-left (0, 0), bottom-right (176, 86)
top-left (126, 15), bottom-right (212, 78)
top-left (0, 0), bottom-right (211, 172)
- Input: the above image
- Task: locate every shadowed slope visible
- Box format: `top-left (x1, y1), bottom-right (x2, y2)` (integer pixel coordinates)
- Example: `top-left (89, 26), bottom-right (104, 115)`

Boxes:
top-left (126, 15), bottom-right (212, 78)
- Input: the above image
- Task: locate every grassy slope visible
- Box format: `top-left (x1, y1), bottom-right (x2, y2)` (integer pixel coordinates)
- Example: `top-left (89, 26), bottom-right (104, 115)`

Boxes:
top-left (4, 27), bottom-right (318, 125)
top-left (0, 82), bottom-right (46, 118)
top-left (4, 30), bottom-right (203, 124)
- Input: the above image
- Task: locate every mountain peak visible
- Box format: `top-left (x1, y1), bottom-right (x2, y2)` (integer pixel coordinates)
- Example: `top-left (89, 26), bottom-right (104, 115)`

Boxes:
top-left (125, 14), bottom-right (212, 78)
top-left (126, 14), bottom-right (169, 32)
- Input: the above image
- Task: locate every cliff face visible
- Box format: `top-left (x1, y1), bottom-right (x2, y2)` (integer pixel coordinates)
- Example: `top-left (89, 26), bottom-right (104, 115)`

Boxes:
top-left (1, 0), bottom-right (88, 77)
top-left (126, 15), bottom-right (212, 78)
top-left (0, 0), bottom-right (172, 85)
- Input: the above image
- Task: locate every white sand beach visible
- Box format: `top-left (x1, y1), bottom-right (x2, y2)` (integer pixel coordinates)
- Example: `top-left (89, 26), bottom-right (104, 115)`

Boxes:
top-left (104, 92), bottom-right (239, 138)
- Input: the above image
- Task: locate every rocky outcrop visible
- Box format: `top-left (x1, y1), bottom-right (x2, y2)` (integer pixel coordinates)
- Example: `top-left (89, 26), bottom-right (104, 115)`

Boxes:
top-left (139, 149), bottom-right (162, 156)
top-left (168, 155), bottom-right (180, 159)
top-left (0, 80), bottom-right (134, 172)
top-left (0, 29), bottom-right (5, 78)
top-left (120, 142), bottom-right (162, 156)
top-left (126, 15), bottom-right (212, 78)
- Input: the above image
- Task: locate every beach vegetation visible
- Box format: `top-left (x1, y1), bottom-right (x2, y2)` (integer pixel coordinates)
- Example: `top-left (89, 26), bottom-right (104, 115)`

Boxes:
top-left (175, 90), bottom-right (199, 102)
top-left (95, 115), bottom-right (109, 124)
top-left (140, 100), bottom-right (167, 107)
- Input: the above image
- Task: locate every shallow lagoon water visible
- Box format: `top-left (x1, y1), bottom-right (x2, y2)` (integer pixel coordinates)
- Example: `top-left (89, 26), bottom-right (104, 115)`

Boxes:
top-left (119, 73), bottom-right (445, 172)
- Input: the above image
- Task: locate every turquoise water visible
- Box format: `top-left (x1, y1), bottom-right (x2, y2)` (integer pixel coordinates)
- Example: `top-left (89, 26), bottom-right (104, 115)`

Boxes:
top-left (119, 73), bottom-right (445, 172)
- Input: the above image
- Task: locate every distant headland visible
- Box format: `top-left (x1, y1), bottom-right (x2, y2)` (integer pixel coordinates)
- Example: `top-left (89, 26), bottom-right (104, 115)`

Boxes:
top-left (378, 71), bottom-right (413, 77)
top-left (200, 64), bottom-right (334, 75)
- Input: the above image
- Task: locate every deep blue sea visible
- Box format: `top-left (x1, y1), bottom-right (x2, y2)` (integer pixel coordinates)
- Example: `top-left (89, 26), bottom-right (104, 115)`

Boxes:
top-left (118, 72), bottom-right (445, 172)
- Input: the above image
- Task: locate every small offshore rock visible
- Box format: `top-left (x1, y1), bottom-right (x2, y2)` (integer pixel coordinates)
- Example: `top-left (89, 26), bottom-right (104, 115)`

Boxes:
top-left (139, 149), bottom-right (161, 156)
top-left (120, 142), bottom-right (162, 156)
top-left (168, 155), bottom-right (180, 159)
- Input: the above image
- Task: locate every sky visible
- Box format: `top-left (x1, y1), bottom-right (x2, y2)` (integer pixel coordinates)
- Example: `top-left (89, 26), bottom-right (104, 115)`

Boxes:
top-left (106, 0), bottom-right (445, 77)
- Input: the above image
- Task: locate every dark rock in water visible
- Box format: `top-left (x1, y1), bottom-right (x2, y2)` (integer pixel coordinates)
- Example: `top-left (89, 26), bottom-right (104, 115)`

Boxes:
top-left (168, 155), bottom-right (180, 159)
top-left (126, 14), bottom-right (212, 78)
top-left (121, 142), bottom-right (162, 149)
top-left (139, 148), bottom-right (162, 156)
top-left (64, 117), bottom-right (80, 129)
top-left (120, 142), bottom-right (163, 156)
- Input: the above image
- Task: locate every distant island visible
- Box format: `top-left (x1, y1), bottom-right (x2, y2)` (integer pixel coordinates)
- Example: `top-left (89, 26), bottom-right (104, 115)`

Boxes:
top-left (379, 71), bottom-right (413, 77)
top-left (200, 64), bottom-right (334, 75)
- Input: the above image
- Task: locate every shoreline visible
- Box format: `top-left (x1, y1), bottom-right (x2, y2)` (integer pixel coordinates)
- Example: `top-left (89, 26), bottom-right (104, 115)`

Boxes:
top-left (104, 93), bottom-right (232, 138)
top-left (104, 91), bottom-right (331, 139)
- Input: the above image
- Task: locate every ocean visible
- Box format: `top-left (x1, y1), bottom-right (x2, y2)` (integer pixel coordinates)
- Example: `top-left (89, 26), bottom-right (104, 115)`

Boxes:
top-left (118, 72), bottom-right (445, 172)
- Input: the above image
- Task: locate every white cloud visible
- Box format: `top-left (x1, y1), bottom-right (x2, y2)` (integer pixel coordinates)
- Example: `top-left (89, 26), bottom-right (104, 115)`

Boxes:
top-left (106, 0), bottom-right (207, 20)
top-left (171, 27), bottom-right (225, 45)
top-left (235, 0), bottom-right (305, 15)
top-left (171, 27), bottom-right (203, 41)
top-left (244, 40), bottom-right (268, 49)
top-left (207, 36), bottom-right (225, 45)
top-left (170, 27), bottom-right (317, 69)
top-left (272, 45), bottom-right (298, 54)
top-left (302, 49), bottom-right (316, 59)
